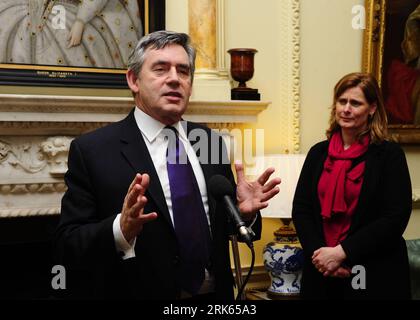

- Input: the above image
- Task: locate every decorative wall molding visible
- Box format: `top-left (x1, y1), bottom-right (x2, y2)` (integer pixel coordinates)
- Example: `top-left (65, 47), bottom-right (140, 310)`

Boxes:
top-left (0, 93), bottom-right (268, 116)
top-left (0, 139), bottom-right (46, 173)
top-left (276, 0), bottom-right (301, 154)
top-left (216, 0), bottom-right (228, 76)
top-left (0, 121), bottom-right (107, 136)
top-left (187, 100), bottom-right (269, 124)
top-left (207, 123), bottom-right (238, 130)
top-left (291, 0), bottom-right (301, 153)
top-left (0, 136), bottom-right (72, 218)
top-left (0, 94), bottom-right (133, 114)
top-left (0, 207), bottom-right (60, 218)
top-left (40, 137), bottom-right (72, 176)
top-left (0, 183), bottom-right (66, 195)
top-left (0, 94), bottom-right (269, 135)
top-left (0, 137), bottom-right (72, 177)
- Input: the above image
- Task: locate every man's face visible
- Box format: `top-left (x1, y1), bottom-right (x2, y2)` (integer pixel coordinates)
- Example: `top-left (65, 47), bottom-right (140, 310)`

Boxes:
top-left (130, 44), bottom-right (193, 125)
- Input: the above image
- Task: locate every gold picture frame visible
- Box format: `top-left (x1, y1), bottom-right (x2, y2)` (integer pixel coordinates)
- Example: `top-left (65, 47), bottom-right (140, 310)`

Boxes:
top-left (362, 0), bottom-right (420, 144)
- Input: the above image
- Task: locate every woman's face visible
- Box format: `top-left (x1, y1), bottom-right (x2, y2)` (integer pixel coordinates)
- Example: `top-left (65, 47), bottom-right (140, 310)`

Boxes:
top-left (335, 86), bottom-right (377, 135)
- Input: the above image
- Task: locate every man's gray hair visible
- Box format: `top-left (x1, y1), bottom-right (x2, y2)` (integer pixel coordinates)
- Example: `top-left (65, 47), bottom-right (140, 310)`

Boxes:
top-left (127, 30), bottom-right (196, 82)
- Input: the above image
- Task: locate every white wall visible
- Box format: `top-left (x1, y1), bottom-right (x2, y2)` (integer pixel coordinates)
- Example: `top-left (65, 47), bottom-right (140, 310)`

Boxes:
top-left (300, 0), bottom-right (364, 151)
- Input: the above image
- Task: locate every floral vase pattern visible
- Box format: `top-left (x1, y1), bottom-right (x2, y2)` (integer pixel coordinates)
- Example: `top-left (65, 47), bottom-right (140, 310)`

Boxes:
top-left (263, 234), bottom-right (304, 296)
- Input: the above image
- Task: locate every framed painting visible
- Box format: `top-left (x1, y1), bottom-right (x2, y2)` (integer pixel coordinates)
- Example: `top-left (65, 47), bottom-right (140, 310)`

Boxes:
top-left (0, 0), bottom-right (165, 89)
top-left (363, 0), bottom-right (420, 144)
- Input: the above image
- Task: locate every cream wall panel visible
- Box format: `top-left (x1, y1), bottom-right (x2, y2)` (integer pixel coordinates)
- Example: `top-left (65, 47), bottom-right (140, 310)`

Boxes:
top-left (166, 0), bottom-right (189, 33)
top-left (300, 0), bottom-right (364, 152)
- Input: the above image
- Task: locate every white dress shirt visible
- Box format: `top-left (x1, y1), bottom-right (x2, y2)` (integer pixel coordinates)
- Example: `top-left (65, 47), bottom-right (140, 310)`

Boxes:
top-left (112, 107), bottom-right (210, 257)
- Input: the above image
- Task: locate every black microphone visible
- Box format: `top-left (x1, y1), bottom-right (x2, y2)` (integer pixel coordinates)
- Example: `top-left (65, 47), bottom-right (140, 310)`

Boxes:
top-left (208, 175), bottom-right (254, 248)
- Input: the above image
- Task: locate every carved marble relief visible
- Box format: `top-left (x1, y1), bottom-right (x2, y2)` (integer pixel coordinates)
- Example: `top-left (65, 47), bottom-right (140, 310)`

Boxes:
top-left (0, 139), bottom-right (46, 174)
top-left (0, 136), bottom-right (71, 177)
top-left (40, 137), bottom-right (72, 176)
top-left (0, 136), bottom-right (73, 217)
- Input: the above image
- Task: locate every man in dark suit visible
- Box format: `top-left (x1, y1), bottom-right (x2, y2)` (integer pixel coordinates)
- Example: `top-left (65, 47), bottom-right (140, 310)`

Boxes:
top-left (55, 30), bottom-right (280, 299)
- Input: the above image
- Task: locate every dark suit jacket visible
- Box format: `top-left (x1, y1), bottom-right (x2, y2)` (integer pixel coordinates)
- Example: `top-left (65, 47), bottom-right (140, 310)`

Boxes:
top-left (292, 139), bottom-right (412, 299)
top-left (55, 109), bottom-right (261, 299)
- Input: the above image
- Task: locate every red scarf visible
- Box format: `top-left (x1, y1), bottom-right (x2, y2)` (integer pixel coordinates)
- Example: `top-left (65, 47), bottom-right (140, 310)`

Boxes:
top-left (318, 132), bottom-right (369, 246)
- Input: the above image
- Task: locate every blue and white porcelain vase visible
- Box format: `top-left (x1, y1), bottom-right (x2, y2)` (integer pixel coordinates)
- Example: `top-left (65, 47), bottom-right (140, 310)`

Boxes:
top-left (263, 218), bottom-right (304, 297)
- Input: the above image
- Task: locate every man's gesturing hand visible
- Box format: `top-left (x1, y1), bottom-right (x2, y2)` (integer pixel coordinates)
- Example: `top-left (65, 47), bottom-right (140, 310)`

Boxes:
top-left (120, 173), bottom-right (157, 243)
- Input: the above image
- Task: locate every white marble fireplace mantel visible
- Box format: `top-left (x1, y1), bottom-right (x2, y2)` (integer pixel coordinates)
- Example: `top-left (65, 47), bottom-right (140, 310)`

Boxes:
top-left (0, 94), bottom-right (269, 134)
top-left (0, 94), bottom-right (269, 218)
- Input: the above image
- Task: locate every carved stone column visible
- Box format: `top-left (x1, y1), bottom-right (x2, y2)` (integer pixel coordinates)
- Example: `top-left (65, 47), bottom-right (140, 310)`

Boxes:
top-left (188, 0), bottom-right (231, 100)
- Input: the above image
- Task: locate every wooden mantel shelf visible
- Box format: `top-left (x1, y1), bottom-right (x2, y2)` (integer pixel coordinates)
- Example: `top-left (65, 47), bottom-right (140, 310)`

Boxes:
top-left (0, 94), bottom-right (270, 134)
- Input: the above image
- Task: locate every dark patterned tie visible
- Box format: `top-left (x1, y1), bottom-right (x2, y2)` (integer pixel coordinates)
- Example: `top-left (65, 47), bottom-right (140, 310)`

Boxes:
top-left (165, 126), bottom-right (212, 295)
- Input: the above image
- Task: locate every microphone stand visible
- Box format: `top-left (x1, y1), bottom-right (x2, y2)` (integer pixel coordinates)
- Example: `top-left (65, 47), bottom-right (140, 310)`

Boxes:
top-left (230, 233), bottom-right (256, 301)
top-left (236, 241), bottom-right (255, 301)
top-left (230, 235), bottom-right (245, 299)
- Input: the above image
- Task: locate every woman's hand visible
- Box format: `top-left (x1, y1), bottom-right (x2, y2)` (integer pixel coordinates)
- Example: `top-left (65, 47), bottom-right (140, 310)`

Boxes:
top-left (312, 245), bottom-right (347, 276)
top-left (67, 20), bottom-right (85, 48)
